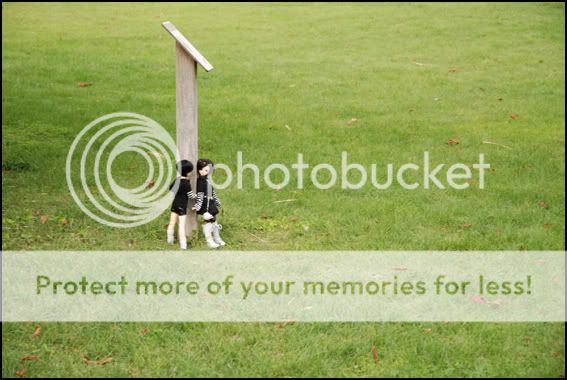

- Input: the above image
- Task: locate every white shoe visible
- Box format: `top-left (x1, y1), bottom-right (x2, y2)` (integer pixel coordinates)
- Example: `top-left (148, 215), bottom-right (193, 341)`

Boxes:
top-left (203, 224), bottom-right (219, 249)
top-left (212, 223), bottom-right (226, 246)
top-left (180, 240), bottom-right (187, 250)
top-left (167, 230), bottom-right (174, 244)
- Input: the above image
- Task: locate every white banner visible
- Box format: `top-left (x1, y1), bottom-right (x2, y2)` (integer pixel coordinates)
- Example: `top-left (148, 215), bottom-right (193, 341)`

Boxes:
top-left (2, 251), bottom-right (564, 322)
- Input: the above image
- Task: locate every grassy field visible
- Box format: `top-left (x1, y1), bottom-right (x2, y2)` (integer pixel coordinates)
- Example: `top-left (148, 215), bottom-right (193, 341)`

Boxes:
top-left (2, 2), bottom-right (565, 378)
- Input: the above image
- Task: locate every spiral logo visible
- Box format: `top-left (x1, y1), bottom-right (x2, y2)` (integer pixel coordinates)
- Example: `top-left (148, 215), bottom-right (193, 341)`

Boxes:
top-left (66, 112), bottom-right (180, 228)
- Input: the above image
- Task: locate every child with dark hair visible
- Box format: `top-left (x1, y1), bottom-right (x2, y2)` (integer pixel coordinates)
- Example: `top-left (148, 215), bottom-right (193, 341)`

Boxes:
top-left (167, 160), bottom-right (195, 250)
top-left (192, 158), bottom-right (226, 248)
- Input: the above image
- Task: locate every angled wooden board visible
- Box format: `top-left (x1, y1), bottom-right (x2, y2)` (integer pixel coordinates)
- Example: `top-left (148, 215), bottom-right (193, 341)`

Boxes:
top-left (162, 21), bottom-right (213, 72)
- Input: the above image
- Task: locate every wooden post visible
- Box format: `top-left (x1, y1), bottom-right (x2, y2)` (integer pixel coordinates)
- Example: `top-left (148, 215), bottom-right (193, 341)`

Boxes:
top-left (176, 42), bottom-right (198, 235)
top-left (162, 21), bottom-right (213, 238)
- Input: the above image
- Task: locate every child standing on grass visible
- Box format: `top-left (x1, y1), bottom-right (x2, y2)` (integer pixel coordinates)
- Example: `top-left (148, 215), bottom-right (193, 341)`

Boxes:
top-left (167, 160), bottom-right (195, 250)
top-left (192, 159), bottom-right (226, 248)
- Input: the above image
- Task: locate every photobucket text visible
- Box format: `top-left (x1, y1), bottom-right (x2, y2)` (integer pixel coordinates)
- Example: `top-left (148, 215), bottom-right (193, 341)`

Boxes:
top-left (209, 151), bottom-right (490, 191)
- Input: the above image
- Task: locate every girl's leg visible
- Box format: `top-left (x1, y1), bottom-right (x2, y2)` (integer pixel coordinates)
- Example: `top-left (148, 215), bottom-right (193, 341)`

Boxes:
top-left (203, 221), bottom-right (219, 249)
top-left (178, 215), bottom-right (187, 249)
top-left (167, 212), bottom-right (178, 244)
top-left (211, 219), bottom-right (226, 246)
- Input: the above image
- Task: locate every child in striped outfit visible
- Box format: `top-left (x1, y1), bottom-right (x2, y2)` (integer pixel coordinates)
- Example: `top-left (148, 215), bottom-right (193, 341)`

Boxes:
top-left (192, 158), bottom-right (226, 248)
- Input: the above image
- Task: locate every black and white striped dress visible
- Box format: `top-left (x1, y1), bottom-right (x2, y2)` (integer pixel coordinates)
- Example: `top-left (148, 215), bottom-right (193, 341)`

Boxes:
top-left (194, 176), bottom-right (221, 217)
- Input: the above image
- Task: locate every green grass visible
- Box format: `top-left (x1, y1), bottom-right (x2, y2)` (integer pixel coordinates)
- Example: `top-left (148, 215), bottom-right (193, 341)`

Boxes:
top-left (2, 2), bottom-right (565, 377)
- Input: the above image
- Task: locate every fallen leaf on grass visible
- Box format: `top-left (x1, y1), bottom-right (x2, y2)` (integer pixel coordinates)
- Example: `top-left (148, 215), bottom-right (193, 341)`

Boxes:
top-left (471, 295), bottom-right (485, 304)
top-left (140, 327), bottom-right (150, 336)
top-left (461, 223), bottom-right (473, 229)
top-left (32, 325), bottom-right (41, 337)
top-left (60, 218), bottom-right (69, 226)
top-left (77, 82), bottom-right (93, 88)
top-left (39, 215), bottom-right (48, 224)
top-left (15, 368), bottom-right (27, 378)
top-left (82, 355), bottom-right (113, 366)
top-left (538, 200), bottom-right (549, 209)
top-left (411, 59), bottom-right (429, 67)
top-left (448, 68), bottom-right (458, 73)
top-left (423, 328), bottom-right (433, 333)
top-left (33, 210), bottom-right (40, 216)
top-left (19, 356), bottom-right (39, 362)
top-left (276, 320), bottom-right (295, 329)
top-left (347, 118), bottom-right (358, 126)
top-left (447, 139), bottom-right (460, 145)
top-left (371, 346), bottom-right (379, 363)
top-left (543, 223), bottom-right (551, 229)
top-left (510, 113), bottom-right (519, 120)
top-left (488, 299), bottom-right (505, 307)
top-left (145, 180), bottom-right (155, 189)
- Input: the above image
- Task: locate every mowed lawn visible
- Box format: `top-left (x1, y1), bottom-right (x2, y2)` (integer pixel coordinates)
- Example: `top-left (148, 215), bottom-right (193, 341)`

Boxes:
top-left (2, 2), bottom-right (565, 378)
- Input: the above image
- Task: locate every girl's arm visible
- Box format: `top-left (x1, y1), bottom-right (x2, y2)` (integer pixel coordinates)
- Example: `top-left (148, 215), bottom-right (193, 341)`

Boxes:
top-left (212, 189), bottom-right (221, 207)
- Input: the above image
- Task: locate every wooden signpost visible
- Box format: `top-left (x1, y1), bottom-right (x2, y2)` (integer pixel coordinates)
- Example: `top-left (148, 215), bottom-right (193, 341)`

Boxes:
top-left (162, 21), bottom-right (213, 236)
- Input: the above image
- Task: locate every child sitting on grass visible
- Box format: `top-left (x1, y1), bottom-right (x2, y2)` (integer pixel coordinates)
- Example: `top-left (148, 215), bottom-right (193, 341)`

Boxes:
top-left (167, 160), bottom-right (195, 250)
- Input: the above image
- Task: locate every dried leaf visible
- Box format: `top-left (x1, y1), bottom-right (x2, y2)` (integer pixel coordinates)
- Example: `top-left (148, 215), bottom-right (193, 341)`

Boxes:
top-left (510, 113), bottom-right (519, 120)
top-left (347, 118), bottom-right (358, 126)
top-left (260, 214), bottom-right (269, 220)
top-left (461, 223), bottom-right (473, 229)
top-left (471, 295), bottom-right (485, 304)
top-left (423, 328), bottom-right (433, 333)
top-left (543, 223), bottom-right (551, 229)
top-left (32, 325), bottom-right (41, 337)
top-left (448, 68), bottom-right (458, 73)
top-left (371, 346), bottom-right (379, 363)
top-left (276, 320), bottom-right (295, 329)
top-left (60, 218), bottom-right (69, 226)
top-left (538, 200), bottom-right (549, 209)
top-left (82, 355), bottom-right (113, 366)
top-left (77, 82), bottom-right (93, 88)
top-left (140, 327), bottom-right (150, 336)
top-left (145, 180), bottom-right (155, 189)
top-left (19, 356), bottom-right (39, 362)
top-left (39, 215), bottom-right (48, 224)
top-left (15, 368), bottom-right (27, 378)
top-left (33, 210), bottom-right (40, 216)
top-left (447, 139), bottom-right (460, 145)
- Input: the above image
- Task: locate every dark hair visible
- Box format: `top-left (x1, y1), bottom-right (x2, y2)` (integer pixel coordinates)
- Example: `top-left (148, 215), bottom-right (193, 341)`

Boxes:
top-left (177, 160), bottom-right (194, 177)
top-left (197, 158), bottom-right (214, 172)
